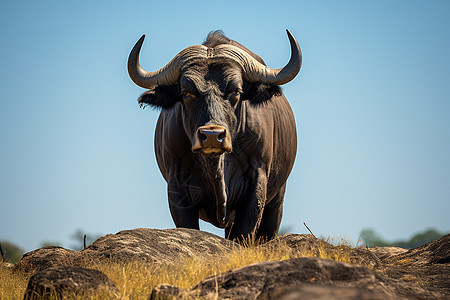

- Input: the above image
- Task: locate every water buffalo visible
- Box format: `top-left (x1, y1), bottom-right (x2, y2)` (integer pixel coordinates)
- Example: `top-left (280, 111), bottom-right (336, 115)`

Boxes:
top-left (128, 30), bottom-right (301, 241)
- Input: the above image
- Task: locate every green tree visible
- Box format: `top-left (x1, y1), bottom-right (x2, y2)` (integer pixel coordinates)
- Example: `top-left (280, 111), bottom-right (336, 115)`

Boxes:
top-left (391, 229), bottom-right (446, 249)
top-left (0, 241), bottom-right (24, 263)
top-left (359, 228), bottom-right (447, 249)
top-left (360, 228), bottom-right (390, 247)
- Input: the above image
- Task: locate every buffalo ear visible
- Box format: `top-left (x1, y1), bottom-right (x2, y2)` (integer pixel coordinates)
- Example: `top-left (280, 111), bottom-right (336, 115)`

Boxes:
top-left (138, 85), bottom-right (181, 109)
top-left (244, 83), bottom-right (282, 105)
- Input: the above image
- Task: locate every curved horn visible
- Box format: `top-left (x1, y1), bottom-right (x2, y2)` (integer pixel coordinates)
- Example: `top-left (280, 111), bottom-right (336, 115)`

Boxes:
top-left (128, 35), bottom-right (207, 89)
top-left (214, 29), bottom-right (302, 85)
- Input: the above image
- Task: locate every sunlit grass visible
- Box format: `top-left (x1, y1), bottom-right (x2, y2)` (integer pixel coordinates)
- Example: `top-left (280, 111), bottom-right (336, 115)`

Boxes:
top-left (0, 263), bottom-right (30, 300)
top-left (1, 236), bottom-right (358, 299)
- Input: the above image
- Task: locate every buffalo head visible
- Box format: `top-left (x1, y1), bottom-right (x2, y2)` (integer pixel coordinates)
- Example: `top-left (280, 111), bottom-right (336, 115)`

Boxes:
top-left (128, 30), bottom-right (301, 158)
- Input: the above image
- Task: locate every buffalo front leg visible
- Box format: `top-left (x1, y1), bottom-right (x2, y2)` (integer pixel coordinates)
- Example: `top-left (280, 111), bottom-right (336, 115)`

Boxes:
top-left (167, 175), bottom-right (199, 229)
top-left (226, 169), bottom-right (267, 242)
top-left (255, 183), bottom-right (286, 241)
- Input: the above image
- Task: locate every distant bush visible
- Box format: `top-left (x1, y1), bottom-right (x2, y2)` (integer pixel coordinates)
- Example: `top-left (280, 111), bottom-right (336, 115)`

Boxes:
top-left (0, 241), bottom-right (24, 263)
top-left (360, 228), bottom-right (447, 249)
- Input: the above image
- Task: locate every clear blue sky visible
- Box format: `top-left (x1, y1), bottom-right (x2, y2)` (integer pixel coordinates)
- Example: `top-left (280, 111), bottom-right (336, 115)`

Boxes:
top-left (1, 1), bottom-right (449, 252)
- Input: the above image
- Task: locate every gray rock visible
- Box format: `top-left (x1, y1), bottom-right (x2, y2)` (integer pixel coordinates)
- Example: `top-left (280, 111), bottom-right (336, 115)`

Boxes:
top-left (14, 246), bottom-right (77, 274)
top-left (368, 247), bottom-right (408, 261)
top-left (149, 284), bottom-right (184, 300)
top-left (376, 234), bottom-right (450, 296)
top-left (14, 228), bottom-right (239, 274)
top-left (23, 265), bottom-right (120, 299)
top-left (260, 285), bottom-right (387, 300)
top-left (151, 257), bottom-right (441, 299)
top-left (386, 234), bottom-right (450, 266)
top-left (268, 234), bottom-right (381, 268)
top-left (81, 228), bottom-right (238, 265)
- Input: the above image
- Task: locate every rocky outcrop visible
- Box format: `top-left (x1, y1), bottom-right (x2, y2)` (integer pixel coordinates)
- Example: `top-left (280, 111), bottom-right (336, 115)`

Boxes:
top-left (384, 234), bottom-right (449, 265)
top-left (259, 285), bottom-right (387, 300)
top-left (372, 234), bottom-right (450, 296)
top-left (14, 247), bottom-right (77, 274)
top-left (12, 229), bottom-right (450, 299)
top-left (14, 228), bottom-right (239, 274)
top-left (368, 246), bottom-right (408, 260)
top-left (81, 227), bottom-right (238, 264)
top-left (265, 233), bottom-right (381, 268)
top-left (151, 257), bottom-right (440, 299)
top-left (23, 266), bottom-right (120, 299)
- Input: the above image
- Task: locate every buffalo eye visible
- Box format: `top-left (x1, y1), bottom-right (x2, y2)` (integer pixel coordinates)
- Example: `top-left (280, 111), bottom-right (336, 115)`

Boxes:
top-left (229, 90), bottom-right (241, 106)
top-left (181, 90), bottom-right (196, 104)
top-left (182, 91), bottom-right (194, 98)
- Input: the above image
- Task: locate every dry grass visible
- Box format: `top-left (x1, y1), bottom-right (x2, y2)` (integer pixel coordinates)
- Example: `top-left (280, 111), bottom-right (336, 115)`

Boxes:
top-left (0, 263), bottom-right (30, 299)
top-left (0, 237), bottom-right (357, 299)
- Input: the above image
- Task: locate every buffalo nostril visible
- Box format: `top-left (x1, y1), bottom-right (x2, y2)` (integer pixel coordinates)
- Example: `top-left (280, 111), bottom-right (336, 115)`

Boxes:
top-left (217, 132), bottom-right (225, 143)
top-left (198, 132), bottom-right (208, 142)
